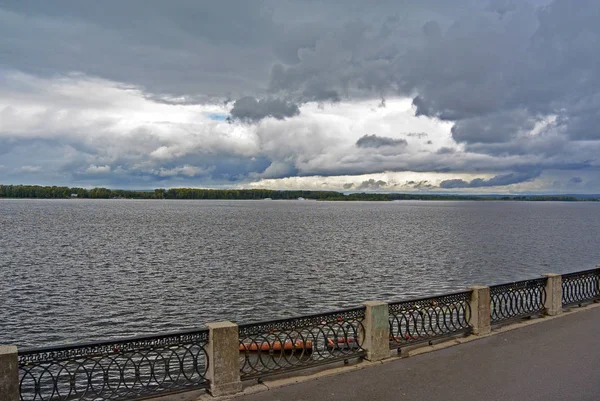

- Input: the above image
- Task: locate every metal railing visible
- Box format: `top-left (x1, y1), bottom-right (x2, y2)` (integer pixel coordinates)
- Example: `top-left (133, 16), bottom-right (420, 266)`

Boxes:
top-left (18, 328), bottom-right (209, 401)
top-left (237, 307), bottom-right (365, 380)
top-left (490, 278), bottom-right (547, 324)
top-left (388, 291), bottom-right (472, 349)
top-left (11, 267), bottom-right (600, 400)
top-left (562, 269), bottom-right (600, 306)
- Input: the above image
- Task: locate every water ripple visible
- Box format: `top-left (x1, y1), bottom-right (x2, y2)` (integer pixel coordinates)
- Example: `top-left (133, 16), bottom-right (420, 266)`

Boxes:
top-left (1, 199), bottom-right (599, 347)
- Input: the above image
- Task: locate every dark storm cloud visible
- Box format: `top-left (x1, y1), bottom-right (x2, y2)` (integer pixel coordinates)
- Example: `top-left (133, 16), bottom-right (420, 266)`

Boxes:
top-left (450, 111), bottom-right (538, 144)
top-left (0, 1), bottom-right (277, 97)
top-left (3, 1), bottom-right (599, 136)
top-left (356, 135), bottom-right (408, 148)
top-left (356, 179), bottom-right (387, 190)
top-left (230, 97), bottom-right (300, 122)
top-left (0, 138), bottom-right (19, 155)
top-left (436, 147), bottom-right (456, 155)
top-left (405, 180), bottom-right (433, 189)
top-left (569, 176), bottom-right (583, 184)
top-left (2, 0), bottom-right (598, 129)
top-left (439, 171), bottom-right (542, 189)
top-left (67, 154), bottom-right (273, 187)
top-left (265, 0), bottom-right (600, 146)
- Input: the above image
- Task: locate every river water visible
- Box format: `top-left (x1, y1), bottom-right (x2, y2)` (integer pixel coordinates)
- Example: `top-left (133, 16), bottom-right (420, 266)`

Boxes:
top-left (1, 199), bottom-right (599, 347)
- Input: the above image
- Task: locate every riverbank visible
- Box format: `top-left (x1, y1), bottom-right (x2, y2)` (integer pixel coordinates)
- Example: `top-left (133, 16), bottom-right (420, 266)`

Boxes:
top-left (2, 184), bottom-right (599, 201)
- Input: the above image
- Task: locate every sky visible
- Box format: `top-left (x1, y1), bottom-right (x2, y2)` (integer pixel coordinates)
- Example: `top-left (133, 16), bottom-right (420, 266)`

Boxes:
top-left (1, 0), bottom-right (599, 193)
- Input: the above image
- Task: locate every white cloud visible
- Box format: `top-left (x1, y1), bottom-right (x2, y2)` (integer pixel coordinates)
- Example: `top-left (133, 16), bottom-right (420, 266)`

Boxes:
top-left (153, 165), bottom-right (214, 177)
top-left (85, 165), bottom-right (111, 174)
top-left (14, 165), bottom-right (42, 173)
top-left (245, 171), bottom-right (488, 192)
top-left (252, 98), bottom-right (458, 177)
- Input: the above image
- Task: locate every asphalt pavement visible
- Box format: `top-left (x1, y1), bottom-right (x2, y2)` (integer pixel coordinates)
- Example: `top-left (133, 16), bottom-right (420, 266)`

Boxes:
top-left (233, 306), bottom-right (600, 401)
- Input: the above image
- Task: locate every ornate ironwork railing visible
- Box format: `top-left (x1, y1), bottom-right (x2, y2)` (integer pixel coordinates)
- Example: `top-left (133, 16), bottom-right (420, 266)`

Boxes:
top-left (18, 328), bottom-right (209, 401)
top-left (562, 269), bottom-right (600, 306)
top-left (490, 278), bottom-right (547, 323)
top-left (238, 307), bottom-right (365, 380)
top-left (388, 291), bottom-right (472, 349)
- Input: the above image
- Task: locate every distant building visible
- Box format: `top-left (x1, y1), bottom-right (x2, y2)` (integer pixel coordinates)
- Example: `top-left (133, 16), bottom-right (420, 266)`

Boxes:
top-left (70, 193), bottom-right (78, 197)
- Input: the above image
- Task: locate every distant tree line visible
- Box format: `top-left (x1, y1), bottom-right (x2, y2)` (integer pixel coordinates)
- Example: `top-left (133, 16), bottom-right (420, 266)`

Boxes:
top-left (499, 195), bottom-right (592, 202)
top-left (0, 185), bottom-right (598, 202)
top-left (0, 185), bottom-right (341, 200)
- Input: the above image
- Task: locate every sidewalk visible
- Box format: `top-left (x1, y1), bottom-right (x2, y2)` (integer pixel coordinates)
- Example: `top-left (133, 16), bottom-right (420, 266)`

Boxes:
top-left (229, 305), bottom-right (600, 401)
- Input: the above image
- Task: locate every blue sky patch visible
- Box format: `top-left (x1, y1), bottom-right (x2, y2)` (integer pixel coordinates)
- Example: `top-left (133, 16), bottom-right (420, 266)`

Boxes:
top-left (207, 113), bottom-right (229, 121)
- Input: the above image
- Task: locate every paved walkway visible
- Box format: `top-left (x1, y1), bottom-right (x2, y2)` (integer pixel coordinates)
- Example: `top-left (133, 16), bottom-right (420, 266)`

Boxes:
top-left (233, 306), bottom-right (600, 401)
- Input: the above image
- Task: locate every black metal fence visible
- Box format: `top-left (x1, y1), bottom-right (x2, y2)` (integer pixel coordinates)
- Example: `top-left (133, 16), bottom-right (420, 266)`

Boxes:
top-left (490, 278), bottom-right (547, 324)
top-left (13, 267), bottom-right (600, 400)
top-left (388, 291), bottom-right (472, 349)
top-left (237, 307), bottom-right (365, 380)
top-left (562, 269), bottom-right (600, 306)
top-left (18, 329), bottom-right (209, 401)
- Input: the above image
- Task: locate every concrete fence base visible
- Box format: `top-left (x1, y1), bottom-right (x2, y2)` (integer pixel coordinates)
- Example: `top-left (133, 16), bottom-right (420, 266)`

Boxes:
top-left (206, 321), bottom-right (243, 397)
top-left (544, 273), bottom-right (563, 316)
top-left (0, 346), bottom-right (19, 401)
top-left (468, 286), bottom-right (491, 335)
top-left (361, 301), bottom-right (390, 362)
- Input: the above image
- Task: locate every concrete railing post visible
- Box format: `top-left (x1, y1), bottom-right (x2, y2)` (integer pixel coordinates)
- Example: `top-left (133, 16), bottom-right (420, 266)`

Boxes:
top-left (206, 321), bottom-right (242, 397)
top-left (361, 301), bottom-right (390, 361)
top-left (0, 346), bottom-right (19, 401)
top-left (543, 274), bottom-right (563, 316)
top-left (468, 286), bottom-right (491, 335)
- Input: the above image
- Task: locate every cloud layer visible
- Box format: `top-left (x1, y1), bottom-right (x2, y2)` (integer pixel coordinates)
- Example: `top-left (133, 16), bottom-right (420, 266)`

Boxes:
top-left (1, 0), bottom-right (599, 193)
top-left (230, 97), bottom-right (300, 122)
top-left (439, 171), bottom-right (542, 189)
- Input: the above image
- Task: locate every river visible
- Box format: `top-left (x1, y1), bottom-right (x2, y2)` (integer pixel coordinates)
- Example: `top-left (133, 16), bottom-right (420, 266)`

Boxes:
top-left (1, 199), bottom-right (599, 347)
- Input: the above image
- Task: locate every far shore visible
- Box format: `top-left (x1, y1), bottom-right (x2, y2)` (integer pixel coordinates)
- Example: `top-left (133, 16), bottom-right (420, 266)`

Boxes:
top-left (1, 184), bottom-right (599, 202)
